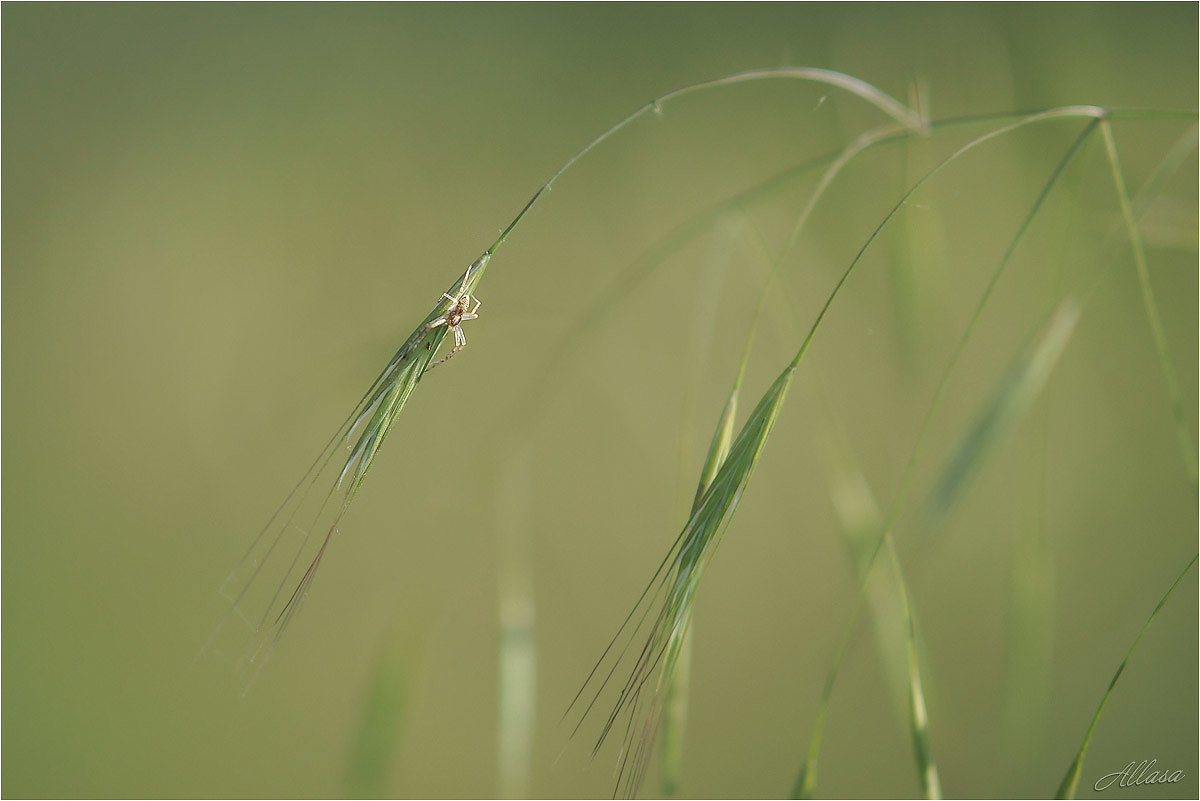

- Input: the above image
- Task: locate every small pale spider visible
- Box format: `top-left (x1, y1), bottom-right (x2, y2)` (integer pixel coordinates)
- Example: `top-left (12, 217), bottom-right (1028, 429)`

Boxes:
top-left (426, 287), bottom-right (481, 368)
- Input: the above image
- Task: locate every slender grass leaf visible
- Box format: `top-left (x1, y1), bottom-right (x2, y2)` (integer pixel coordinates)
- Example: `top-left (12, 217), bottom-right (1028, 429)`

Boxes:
top-left (659, 624), bottom-right (692, 800)
top-left (1099, 120), bottom-right (1198, 496)
top-left (794, 113), bottom-right (1104, 798)
top-left (496, 445), bottom-right (537, 799)
top-left (1055, 554), bottom-right (1198, 798)
top-left (824, 464), bottom-right (942, 799)
top-left (926, 299), bottom-right (1081, 525)
top-left (342, 643), bottom-right (410, 799)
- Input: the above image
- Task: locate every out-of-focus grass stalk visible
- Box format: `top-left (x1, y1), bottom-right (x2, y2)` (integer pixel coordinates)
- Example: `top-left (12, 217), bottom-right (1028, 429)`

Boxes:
top-left (659, 624), bottom-right (692, 799)
top-left (342, 643), bottom-right (409, 799)
top-left (925, 301), bottom-right (1081, 523)
top-left (1098, 119), bottom-right (1198, 497)
top-left (661, 214), bottom-right (757, 798)
top-left (793, 111), bottom-right (1103, 799)
top-left (496, 444), bottom-right (537, 798)
top-left (1052, 117), bottom-right (1199, 799)
top-left (824, 464), bottom-right (942, 799)
top-left (1002, 426), bottom-right (1055, 761)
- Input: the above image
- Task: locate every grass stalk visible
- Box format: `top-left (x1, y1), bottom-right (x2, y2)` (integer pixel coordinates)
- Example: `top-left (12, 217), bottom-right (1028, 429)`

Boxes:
top-left (210, 59), bottom-right (1195, 798)
top-left (564, 92), bottom-right (925, 797)
top-left (1055, 553), bottom-right (1199, 798)
top-left (213, 66), bottom-right (921, 678)
top-left (342, 643), bottom-right (409, 799)
top-left (496, 444), bottom-right (538, 798)
top-left (1098, 120), bottom-right (1198, 496)
top-left (793, 112), bottom-right (1102, 796)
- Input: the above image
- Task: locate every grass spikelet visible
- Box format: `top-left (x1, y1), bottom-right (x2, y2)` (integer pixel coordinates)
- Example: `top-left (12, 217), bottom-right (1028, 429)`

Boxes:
top-left (567, 352), bottom-right (794, 798)
top-left (206, 254), bottom-right (490, 678)
top-left (660, 344), bottom-right (744, 798)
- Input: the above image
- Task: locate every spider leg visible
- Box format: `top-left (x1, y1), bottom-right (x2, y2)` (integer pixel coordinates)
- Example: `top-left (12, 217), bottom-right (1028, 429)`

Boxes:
top-left (468, 296), bottom-right (481, 315)
top-left (427, 315), bottom-right (449, 330)
top-left (429, 325), bottom-right (467, 369)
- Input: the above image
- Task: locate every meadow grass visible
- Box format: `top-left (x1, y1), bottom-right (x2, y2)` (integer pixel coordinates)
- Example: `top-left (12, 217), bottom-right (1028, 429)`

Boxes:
top-left (218, 68), bottom-right (1196, 797)
top-left (536, 97), bottom-right (1195, 797)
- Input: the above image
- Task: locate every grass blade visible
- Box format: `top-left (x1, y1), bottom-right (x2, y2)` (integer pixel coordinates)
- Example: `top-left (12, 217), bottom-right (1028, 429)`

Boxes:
top-left (573, 103), bottom-right (1112, 801)
top-left (1055, 553), bottom-right (1198, 798)
top-left (822, 462), bottom-right (943, 799)
top-left (1099, 120), bottom-right (1198, 496)
top-left (342, 643), bottom-right (410, 799)
top-left (553, 69), bottom-right (924, 797)
top-left (496, 444), bottom-right (537, 799)
top-left (794, 114), bottom-right (1103, 797)
top-left (900, 575), bottom-right (940, 799)
top-left (566, 106), bottom-right (917, 797)
top-left (926, 300), bottom-right (1081, 524)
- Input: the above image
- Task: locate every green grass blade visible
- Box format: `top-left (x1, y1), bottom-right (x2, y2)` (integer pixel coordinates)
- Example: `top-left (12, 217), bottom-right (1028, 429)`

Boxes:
top-left (1003, 434), bottom-right (1056, 761)
top-left (1099, 120), bottom-right (1198, 496)
top-left (556, 77), bottom-right (923, 795)
top-left (791, 520), bottom-right (942, 799)
top-left (794, 114), bottom-right (1102, 797)
top-left (496, 444), bottom-right (538, 799)
top-left (799, 302), bottom-right (1081, 799)
top-left (573, 104), bottom-right (1112, 801)
top-left (659, 621), bottom-right (693, 799)
top-left (482, 67), bottom-right (922, 261)
top-left (1055, 553), bottom-right (1198, 798)
top-left (794, 112), bottom-right (1196, 798)
top-left (507, 110), bottom-right (1109, 434)
top-left (898, 564), bottom-right (941, 800)
top-left (571, 106), bottom-right (920, 797)
top-left (822, 461), bottom-right (943, 799)
top-left (342, 643), bottom-right (409, 799)
top-left (926, 300), bottom-right (1081, 524)
top-left (905, 299), bottom-right (1081, 795)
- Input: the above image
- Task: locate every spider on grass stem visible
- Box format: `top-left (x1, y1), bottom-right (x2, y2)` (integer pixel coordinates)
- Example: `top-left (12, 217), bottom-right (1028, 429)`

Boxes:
top-left (426, 286), bottom-right (481, 368)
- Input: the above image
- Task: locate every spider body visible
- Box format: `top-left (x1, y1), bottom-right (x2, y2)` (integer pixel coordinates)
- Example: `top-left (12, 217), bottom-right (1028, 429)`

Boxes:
top-left (426, 287), bottom-right (480, 368)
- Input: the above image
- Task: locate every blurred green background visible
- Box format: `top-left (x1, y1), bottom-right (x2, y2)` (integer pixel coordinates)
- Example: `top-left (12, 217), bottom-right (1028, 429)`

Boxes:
top-left (3, 4), bottom-right (1196, 798)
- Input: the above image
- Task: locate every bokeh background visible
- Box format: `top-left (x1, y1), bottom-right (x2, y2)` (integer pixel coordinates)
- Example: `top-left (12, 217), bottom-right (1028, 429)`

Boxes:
top-left (4, 5), bottom-right (1196, 798)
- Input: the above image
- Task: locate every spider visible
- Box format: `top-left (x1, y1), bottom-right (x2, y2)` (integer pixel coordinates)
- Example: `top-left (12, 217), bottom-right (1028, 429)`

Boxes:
top-left (426, 287), bottom-right (481, 368)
